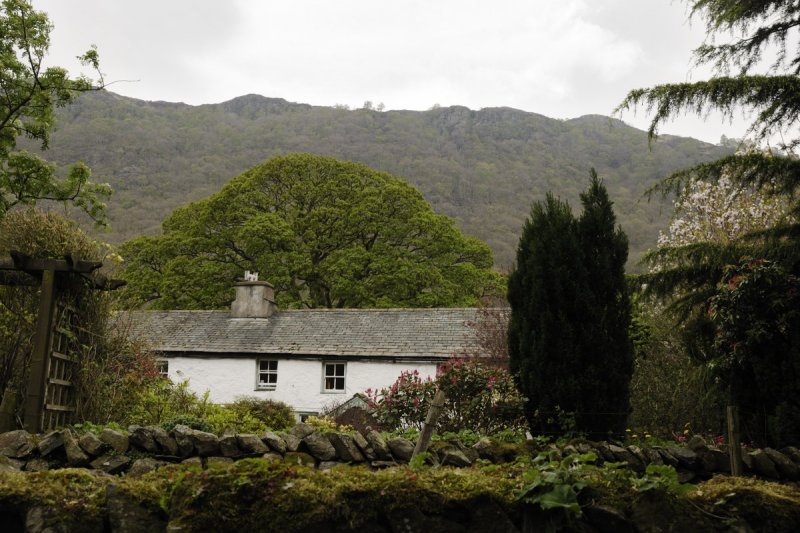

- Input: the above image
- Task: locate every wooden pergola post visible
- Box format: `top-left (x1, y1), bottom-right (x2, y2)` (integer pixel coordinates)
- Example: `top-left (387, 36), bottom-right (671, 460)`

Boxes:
top-left (23, 269), bottom-right (57, 432)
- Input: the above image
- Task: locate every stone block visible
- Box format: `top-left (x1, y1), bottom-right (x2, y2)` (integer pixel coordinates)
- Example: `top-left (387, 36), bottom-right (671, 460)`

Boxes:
top-left (90, 453), bottom-right (131, 475)
top-left (764, 448), bottom-right (799, 480)
top-left (99, 428), bottom-right (129, 454)
top-left (129, 426), bottom-right (159, 453)
top-left (169, 425), bottom-right (195, 458)
top-left (128, 457), bottom-right (167, 477)
top-left (440, 447), bottom-right (472, 467)
top-left (78, 432), bottom-right (108, 457)
top-left (387, 437), bottom-right (414, 462)
top-left (749, 449), bottom-right (779, 479)
top-left (327, 433), bottom-right (365, 462)
top-left (219, 434), bottom-right (241, 457)
top-left (191, 430), bottom-right (220, 457)
top-left (260, 430), bottom-right (286, 454)
top-left (366, 431), bottom-right (392, 460)
top-left (151, 427), bottom-right (179, 456)
top-left (0, 430), bottom-right (34, 459)
top-left (303, 431), bottom-right (336, 461)
top-left (238, 434), bottom-right (269, 454)
top-left (36, 431), bottom-right (64, 457)
top-left (63, 430), bottom-right (89, 467)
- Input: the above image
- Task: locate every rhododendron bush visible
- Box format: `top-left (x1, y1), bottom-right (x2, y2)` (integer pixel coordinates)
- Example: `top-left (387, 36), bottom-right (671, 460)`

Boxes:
top-left (366, 359), bottom-right (526, 434)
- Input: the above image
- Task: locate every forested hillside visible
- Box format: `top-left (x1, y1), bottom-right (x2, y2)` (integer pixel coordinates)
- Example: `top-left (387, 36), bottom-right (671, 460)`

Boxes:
top-left (34, 91), bottom-right (731, 267)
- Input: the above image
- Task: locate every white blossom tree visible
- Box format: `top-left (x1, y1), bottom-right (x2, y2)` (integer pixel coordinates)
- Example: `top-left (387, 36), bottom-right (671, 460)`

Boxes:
top-left (657, 172), bottom-right (794, 249)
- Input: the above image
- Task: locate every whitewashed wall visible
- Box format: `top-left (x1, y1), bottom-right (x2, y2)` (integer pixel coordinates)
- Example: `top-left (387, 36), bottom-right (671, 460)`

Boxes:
top-left (166, 356), bottom-right (439, 414)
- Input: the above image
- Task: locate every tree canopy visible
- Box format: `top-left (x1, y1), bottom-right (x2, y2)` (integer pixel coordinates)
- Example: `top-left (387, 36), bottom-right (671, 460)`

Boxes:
top-left (0, 0), bottom-right (109, 222)
top-left (507, 171), bottom-right (632, 437)
top-left (120, 153), bottom-right (504, 309)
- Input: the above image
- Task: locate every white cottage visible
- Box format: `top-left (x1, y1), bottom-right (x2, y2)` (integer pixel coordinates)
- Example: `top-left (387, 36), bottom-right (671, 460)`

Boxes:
top-left (128, 278), bottom-right (480, 418)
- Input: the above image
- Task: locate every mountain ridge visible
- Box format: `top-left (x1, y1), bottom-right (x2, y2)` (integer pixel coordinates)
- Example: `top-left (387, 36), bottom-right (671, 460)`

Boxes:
top-left (33, 90), bottom-right (732, 268)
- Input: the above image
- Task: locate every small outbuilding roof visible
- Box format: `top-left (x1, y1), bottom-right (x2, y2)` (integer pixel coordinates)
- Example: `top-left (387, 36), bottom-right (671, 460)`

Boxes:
top-left (126, 308), bottom-right (481, 360)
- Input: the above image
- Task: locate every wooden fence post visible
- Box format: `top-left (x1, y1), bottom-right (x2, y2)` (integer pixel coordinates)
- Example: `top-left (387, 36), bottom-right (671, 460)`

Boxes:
top-left (412, 389), bottom-right (446, 459)
top-left (727, 405), bottom-right (743, 476)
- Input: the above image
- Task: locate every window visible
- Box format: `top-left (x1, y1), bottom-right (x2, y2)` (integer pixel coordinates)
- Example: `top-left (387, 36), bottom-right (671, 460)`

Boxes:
top-left (323, 362), bottom-right (346, 392)
top-left (297, 412), bottom-right (319, 423)
top-left (257, 359), bottom-right (278, 390)
top-left (156, 359), bottom-right (169, 378)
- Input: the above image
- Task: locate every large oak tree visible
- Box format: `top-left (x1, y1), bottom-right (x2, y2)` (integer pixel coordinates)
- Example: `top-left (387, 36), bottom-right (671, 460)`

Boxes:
top-left (120, 153), bottom-right (503, 309)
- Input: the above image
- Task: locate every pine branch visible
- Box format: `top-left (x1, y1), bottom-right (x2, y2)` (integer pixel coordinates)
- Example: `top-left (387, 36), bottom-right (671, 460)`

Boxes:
top-left (616, 75), bottom-right (800, 145)
top-left (645, 151), bottom-right (800, 199)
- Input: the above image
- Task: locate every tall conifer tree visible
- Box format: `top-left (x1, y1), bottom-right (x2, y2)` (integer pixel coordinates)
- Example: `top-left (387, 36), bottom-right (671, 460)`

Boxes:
top-left (508, 171), bottom-right (632, 437)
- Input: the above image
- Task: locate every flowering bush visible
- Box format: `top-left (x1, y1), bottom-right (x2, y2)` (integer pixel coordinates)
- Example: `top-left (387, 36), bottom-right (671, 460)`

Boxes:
top-left (366, 359), bottom-right (526, 434)
top-left (365, 370), bottom-right (435, 430)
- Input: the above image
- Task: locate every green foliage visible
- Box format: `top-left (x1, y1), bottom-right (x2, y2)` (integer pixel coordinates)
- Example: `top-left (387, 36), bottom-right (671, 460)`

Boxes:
top-left (125, 379), bottom-right (207, 429)
top-left (708, 259), bottom-right (800, 445)
top-left (109, 381), bottom-right (293, 435)
top-left (516, 452), bottom-right (598, 517)
top-left (0, 0), bottom-right (110, 223)
top-left (71, 421), bottom-right (125, 435)
top-left (119, 153), bottom-right (503, 309)
top-left (366, 360), bottom-right (526, 434)
top-left (303, 415), bottom-right (354, 434)
top-left (161, 414), bottom-right (212, 433)
top-left (618, 1), bottom-right (800, 446)
top-left (628, 294), bottom-right (726, 438)
top-left (226, 396), bottom-right (295, 431)
top-left (516, 451), bottom-right (695, 528)
top-left (508, 171), bottom-right (633, 438)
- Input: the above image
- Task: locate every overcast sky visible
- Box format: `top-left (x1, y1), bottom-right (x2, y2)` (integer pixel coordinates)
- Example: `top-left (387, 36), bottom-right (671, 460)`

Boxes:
top-left (36, 0), bottom-right (751, 144)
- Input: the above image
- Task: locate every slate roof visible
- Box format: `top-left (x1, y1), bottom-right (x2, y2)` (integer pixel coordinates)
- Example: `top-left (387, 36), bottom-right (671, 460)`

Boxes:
top-left (126, 308), bottom-right (481, 359)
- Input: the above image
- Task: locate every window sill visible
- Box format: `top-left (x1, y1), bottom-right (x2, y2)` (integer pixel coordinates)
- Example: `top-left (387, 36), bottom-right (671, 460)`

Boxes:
top-left (256, 386), bottom-right (277, 392)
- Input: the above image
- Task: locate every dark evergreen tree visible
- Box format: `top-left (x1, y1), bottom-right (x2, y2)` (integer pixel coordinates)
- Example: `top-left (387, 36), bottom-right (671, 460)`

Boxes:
top-left (508, 172), bottom-right (632, 437)
top-left (576, 170), bottom-right (633, 435)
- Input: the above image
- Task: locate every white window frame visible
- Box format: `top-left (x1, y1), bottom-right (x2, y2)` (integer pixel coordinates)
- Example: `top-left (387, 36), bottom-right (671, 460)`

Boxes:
top-left (322, 361), bottom-right (346, 393)
top-left (156, 359), bottom-right (169, 378)
top-left (256, 359), bottom-right (278, 391)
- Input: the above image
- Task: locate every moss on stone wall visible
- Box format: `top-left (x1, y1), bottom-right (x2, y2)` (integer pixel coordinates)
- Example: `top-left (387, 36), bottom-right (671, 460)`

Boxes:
top-left (3, 459), bottom-right (800, 531)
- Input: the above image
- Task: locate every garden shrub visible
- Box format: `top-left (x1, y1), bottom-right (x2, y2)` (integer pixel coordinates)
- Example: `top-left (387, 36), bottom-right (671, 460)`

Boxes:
top-left (124, 379), bottom-right (206, 428)
top-left (436, 358), bottom-right (526, 434)
top-left (227, 396), bottom-right (294, 431)
top-left (366, 359), bottom-right (525, 435)
top-left (161, 414), bottom-right (213, 433)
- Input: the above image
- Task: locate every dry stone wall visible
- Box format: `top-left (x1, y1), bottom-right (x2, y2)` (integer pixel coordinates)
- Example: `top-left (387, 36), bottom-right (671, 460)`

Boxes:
top-left (3, 425), bottom-right (800, 483)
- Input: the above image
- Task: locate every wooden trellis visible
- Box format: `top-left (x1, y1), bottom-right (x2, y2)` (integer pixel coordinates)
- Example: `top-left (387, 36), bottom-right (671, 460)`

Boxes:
top-left (40, 303), bottom-right (80, 430)
top-left (0, 252), bottom-right (124, 432)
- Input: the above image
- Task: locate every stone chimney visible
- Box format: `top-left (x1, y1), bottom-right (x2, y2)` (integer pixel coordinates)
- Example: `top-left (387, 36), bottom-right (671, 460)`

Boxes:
top-left (231, 271), bottom-right (276, 318)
